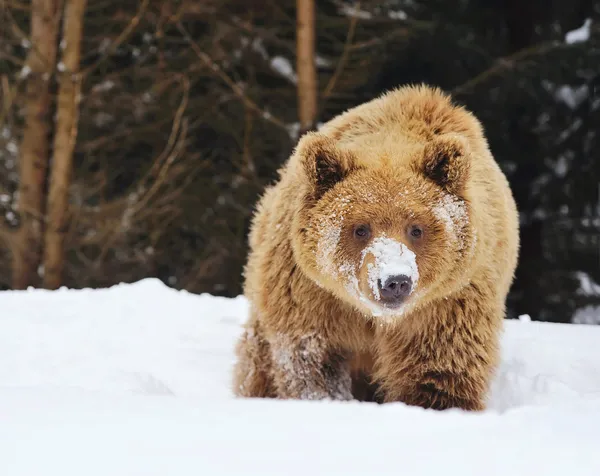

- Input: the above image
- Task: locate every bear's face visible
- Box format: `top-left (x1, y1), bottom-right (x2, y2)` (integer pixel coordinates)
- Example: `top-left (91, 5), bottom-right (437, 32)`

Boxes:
top-left (292, 132), bottom-right (476, 320)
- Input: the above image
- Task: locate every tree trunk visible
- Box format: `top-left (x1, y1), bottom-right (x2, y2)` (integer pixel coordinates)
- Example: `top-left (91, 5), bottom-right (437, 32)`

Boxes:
top-left (13, 0), bottom-right (61, 289)
top-left (43, 0), bottom-right (87, 289)
top-left (296, 0), bottom-right (317, 134)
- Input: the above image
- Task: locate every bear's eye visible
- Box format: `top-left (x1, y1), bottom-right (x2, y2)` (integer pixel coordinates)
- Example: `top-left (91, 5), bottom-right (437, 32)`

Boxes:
top-left (353, 224), bottom-right (371, 241)
top-left (409, 225), bottom-right (423, 239)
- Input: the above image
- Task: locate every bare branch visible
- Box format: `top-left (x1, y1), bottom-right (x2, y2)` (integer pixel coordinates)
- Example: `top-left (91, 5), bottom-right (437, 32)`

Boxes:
top-left (322, 3), bottom-right (359, 100)
top-left (81, 0), bottom-right (149, 76)
top-left (176, 21), bottom-right (288, 131)
top-left (4, 0), bottom-right (31, 11)
top-left (452, 41), bottom-right (563, 96)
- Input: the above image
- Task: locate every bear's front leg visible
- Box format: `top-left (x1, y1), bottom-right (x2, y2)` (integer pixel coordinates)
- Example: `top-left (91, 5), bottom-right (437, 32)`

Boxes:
top-left (269, 332), bottom-right (353, 401)
top-left (375, 297), bottom-right (502, 411)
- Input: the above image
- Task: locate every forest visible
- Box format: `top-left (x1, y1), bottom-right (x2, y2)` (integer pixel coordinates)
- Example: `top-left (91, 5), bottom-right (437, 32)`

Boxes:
top-left (1, 0), bottom-right (599, 324)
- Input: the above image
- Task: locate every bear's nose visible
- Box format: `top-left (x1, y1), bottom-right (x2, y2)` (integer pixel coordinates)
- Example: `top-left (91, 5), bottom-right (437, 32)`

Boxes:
top-left (378, 275), bottom-right (412, 303)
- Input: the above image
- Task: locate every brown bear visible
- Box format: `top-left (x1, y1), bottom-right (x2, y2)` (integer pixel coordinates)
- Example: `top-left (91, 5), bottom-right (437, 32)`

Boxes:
top-left (232, 84), bottom-right (519, 411)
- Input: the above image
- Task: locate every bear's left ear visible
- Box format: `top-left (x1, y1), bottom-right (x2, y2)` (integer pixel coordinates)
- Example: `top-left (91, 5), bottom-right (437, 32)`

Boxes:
top-left (421, 134), bottom-right (471, 195)
top-left (295, 132), bottom-right (357, 199)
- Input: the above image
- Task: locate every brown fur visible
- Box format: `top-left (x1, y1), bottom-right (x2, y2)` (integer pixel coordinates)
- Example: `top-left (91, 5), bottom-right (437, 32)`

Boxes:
top-left (232, 84), bottom-right (519, 410)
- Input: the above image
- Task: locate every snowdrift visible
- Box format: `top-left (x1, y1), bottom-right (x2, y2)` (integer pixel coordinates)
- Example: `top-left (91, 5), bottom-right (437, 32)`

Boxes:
top-left (1, 278), bottom-right (600, 475)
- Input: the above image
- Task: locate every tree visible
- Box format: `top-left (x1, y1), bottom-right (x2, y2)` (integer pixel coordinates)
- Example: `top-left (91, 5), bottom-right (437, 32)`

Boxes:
top-left (43, 0), bottom-right (87, 289)
top-left (12, 0), bottom-right (61, 289)
top-left (296, 0), bottom-right (317, 133)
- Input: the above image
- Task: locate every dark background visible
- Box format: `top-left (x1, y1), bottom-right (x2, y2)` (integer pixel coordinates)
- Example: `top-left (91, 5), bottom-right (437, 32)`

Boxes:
top-left (1, 0), bottom-right (599, 324)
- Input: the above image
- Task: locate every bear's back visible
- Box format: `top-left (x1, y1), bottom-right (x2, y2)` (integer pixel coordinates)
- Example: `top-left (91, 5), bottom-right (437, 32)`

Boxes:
top-left (318, 84), bottom-right (490, 169)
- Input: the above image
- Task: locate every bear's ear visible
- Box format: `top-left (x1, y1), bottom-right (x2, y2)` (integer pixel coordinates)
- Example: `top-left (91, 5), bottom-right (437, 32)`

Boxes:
top-left (421, 134), bottom-right (471, 195)
top-left (296, 132), bottom-right (356, 199)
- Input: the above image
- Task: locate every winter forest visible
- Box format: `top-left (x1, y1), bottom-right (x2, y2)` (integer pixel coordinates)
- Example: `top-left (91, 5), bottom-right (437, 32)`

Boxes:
top-left (1, 1), bottom-right (600, 474)
top-left (0, 0), bottom-right (599, 324)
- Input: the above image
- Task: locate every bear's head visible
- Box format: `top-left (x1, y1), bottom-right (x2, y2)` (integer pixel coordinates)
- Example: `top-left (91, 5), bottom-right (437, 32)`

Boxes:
top-left (290, 131), bottom-right (477, 320)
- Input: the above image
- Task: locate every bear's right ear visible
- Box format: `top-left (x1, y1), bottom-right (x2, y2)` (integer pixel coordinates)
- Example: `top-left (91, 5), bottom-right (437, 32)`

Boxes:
top-left (295, 132), bottom-right (356, 199)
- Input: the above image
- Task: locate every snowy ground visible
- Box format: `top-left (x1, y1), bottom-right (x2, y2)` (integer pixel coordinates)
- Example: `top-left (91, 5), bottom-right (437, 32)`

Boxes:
top-left (1, 279), bottom-right (600, 475)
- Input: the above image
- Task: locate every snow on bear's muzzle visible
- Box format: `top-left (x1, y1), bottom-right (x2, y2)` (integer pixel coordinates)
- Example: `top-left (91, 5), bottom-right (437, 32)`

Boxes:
top-left (361, 236), bottom-right (419, 309)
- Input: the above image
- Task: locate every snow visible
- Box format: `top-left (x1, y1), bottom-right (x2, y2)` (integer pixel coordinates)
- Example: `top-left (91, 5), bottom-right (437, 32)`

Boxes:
top-left (575, 271), bottom-right (600, 296)
top-left (5, 140), bottom-right (18, 154)
top-left (269, 333), bottom-right (353, 400)
top-left (92, 80), bottom-right (116, 93)
top-left (286, 121), bottom-right (301, 139)
top-left (554, 84), bottom-right (589, 109)
top-left (572, 272), bottom-right (600, 324)
top-left (240, 36), bottom-right (268, 61)
top-left (433, 193), bottom-right (469, 250)
top-left (17, 65), bottom-right (31, 79)
top-left (0, 280), bottom-right (245, 400)
top-left (1, 279), bottom-right (600, 475)
top-left (553, 154), bottom-right (569, 177)
top-left (270, 56), bottom-right (297, 84)
top-left (573, 305), bottom-right (600, 325)
top-left (565, 18), bottom-right (592, 44)
top-left (315, 197), bottom-right (350, 278)
top-left (363, 235), bottom-right (419, 301)
top-left (315, 55), bottom-right (331, 67)
top-left (388, 10), bottom-right (408, 20)
top-left (340, 4), bottom-right (373, 19)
